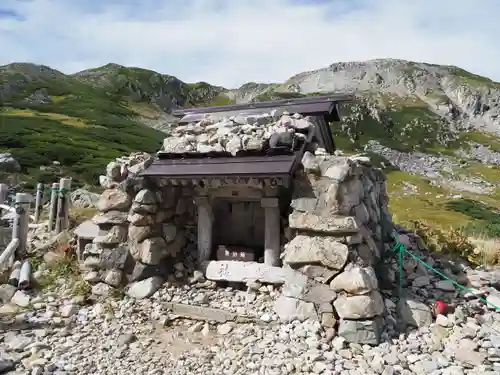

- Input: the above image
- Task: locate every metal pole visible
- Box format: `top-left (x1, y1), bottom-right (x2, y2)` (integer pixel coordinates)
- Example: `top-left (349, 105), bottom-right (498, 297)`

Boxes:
top-left (55, 178), bottom-right (71, 234)
top-left (34, 182), bottom-right (44, 223)
top-left (48, 182), bottom-right (58, 232)
top-left (15, 193), bottom-right (31, 259)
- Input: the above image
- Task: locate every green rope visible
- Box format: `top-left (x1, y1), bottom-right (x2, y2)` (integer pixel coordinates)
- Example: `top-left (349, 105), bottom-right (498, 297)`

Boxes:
top-left (390, 231), bottom-right (500, 312)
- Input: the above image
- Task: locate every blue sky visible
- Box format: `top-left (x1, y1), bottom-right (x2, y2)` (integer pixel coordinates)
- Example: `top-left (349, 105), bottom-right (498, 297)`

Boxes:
top-left (1, 0), bottom-right (499, 88)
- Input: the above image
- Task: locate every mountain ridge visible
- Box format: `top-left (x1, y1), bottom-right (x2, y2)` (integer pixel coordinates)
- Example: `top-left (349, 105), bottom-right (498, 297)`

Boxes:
top-left (2, 58), bottom-right (500, 241)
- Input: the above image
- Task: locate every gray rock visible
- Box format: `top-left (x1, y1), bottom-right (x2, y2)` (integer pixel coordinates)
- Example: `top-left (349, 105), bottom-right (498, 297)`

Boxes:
top-left (338, 318), bottom-right (383, 345)
top-left (104, 269), bottom-right (123, 287)
top-left (11, 290), bottom-right (30, 308)
top-left (91, 282), bottom-right (114, 297)
top-left (92, 225), bottom-right (127, 245)
top-left (97, 189), bottom-right (132, 212)
top-left (397, 298), bottom-right (433, 328)
top-left (0, 358), bottom-right (15, 373)
top-left (134, 189), bottom-right (159, 205)
top-left (128, 224), bottom-right (159, 243)
top-left (435, 280), bottom-right (455, 291)
top-left (333, 291), bottom-right (385, 319)
top-left (273, 295), bottom-right (318, 322)
top-left (60, 304), bottom-right (78, 318)
top-left (283, 234), bottom-right (349, 271)
top-left (130, 236), bottom-right (168, 265)
top-left (162, 223), bottom-right (177, 243)
top-left (330, 265), bottom-right (378, 294)
top-left (74, 220), bottom-right (100, 240)
top-left (127, 276), bottom-right (163, 299)
top-left (288, 212), bottom-right (359, 235)
top-left (0, 152), bottom-right (20, 172)
top-left (129, 262), bottom-right (165, 282)
top-left (217, 323), bottom-right (234, 335)
top-left (282, 270), bottom-right (337, 304)
top-left (301, 151), bottom-right (320, 173)
top-left (0, 284), bottom-right (17, 303)
top-left (412, 275), bottom-right (431, 288)
top-left (92, 211), bottom-right (128, 225)
top-left (69, 188), bottom-right (100, 208)
top-left (106, 161), bottom-right (122, 180)
top-left (452, 339), bottom-right (487, 366)
top-left (98, 245), bottom-right (130, 270)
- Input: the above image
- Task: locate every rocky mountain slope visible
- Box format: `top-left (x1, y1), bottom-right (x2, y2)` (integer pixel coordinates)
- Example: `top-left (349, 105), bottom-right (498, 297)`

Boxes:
top-left (2, 58), bottom-right (500, 240)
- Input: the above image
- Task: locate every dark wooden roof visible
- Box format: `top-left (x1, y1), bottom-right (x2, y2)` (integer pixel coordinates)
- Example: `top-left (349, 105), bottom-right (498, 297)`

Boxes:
top-left (141, 153), bottom-right (299, 179)
top-left (172, 94), bottom-right (354, 124)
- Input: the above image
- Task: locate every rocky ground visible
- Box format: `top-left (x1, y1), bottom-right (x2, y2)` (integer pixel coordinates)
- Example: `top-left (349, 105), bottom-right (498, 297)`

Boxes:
top-left (364, 141), bottom-right (497, 195)
top-left (2, 245), bottom-right (500, 375)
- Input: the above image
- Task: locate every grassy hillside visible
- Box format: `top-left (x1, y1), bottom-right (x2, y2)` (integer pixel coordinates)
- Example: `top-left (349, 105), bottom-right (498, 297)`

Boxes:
top-left (0, 63), bottom-right (233, 188)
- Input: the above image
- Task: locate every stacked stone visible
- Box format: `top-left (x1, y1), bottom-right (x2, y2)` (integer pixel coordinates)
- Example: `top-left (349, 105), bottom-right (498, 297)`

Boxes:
top-left (275, 151), bottom-right (394, 345)
top-left (126, 186), bottom-right (188, 282)
top-left (84, 161), bottom-right (134, 288)
top-left (162, 112), bottom-right (314, 155)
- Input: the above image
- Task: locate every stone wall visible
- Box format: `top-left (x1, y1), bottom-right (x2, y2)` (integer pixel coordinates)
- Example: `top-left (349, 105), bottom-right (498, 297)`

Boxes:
top-left (82, 153), bottom-right (200, 291)
top-left (274, 151), bottom-right (394, 345)
top-left (83, 144), bottom-right (396, 346)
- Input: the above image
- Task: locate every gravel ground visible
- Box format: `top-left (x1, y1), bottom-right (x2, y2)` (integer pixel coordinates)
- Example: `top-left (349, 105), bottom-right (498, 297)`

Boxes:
top-left (2, 276), bottom-right (500, 375)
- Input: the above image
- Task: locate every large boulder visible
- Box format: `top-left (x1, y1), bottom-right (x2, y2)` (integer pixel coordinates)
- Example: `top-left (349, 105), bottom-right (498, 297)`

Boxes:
top-left (0, 153), bottom-right (20, 172)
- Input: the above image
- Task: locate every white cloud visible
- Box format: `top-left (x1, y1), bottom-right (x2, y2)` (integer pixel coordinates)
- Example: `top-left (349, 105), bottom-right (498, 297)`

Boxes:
top-left (0, 0), bottom-right (499, 88)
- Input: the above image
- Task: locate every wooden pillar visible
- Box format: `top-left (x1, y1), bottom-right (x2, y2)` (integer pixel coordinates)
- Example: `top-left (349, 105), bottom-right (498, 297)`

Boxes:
top-left (14, 193), bottom-right (31, 259)
top-left (194, 196), bottom-right (213, 265)
top-left (55, 178), bottom-right (71, 234)
top-left (34, 182), bottom-right (44, 223)
top-left (48, 182), bottom-right (58, 232)
top-left (0, 183), bottom-right (8, 217)
top-left (261, 197), bottom-right (281, 266)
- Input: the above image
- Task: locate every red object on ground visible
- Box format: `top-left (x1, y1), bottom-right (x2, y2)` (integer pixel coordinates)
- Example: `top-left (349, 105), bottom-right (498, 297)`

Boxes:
top-left (434, 299), bottom-right (449, 315)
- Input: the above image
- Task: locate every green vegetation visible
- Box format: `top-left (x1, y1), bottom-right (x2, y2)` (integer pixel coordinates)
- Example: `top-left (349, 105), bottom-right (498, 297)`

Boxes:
top-left (386, 171), bottom-right (470, 228)
top-left (75, 64), bottom-right (229, 109)
top-left (333, 95), bottom-right (451, 154)
top-left (406, 220), bottom-right (478, 264)
top-left (32, 242), bottom-right (79, 286)
top-left (451, 131), bottom-right (500, 153)
top-left (0, 109), bottom-right (163, 186)
top-left (449, 67), bottom-right (500, 89)
top-left (446, 198), bottom-right (500, 238)
top-left (385, 171), bottom-right (500, 265)
top-left (0, 63), bottom-right (234, 187)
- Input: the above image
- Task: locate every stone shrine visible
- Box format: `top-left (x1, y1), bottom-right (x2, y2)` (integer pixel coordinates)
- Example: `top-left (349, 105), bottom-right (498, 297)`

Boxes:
top-left (85, 95), bottom-right (396, 344)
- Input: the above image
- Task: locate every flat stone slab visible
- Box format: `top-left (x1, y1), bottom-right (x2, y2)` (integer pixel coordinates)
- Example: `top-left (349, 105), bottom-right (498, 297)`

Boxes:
top-left (166, 303), bottom-right (237, 323)
top-left (288, 211), bottom-right (359, 235)
top-left (203, 261), bottom-right (293, 284)
top-left (74, 219), bottom-right (100, 240)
